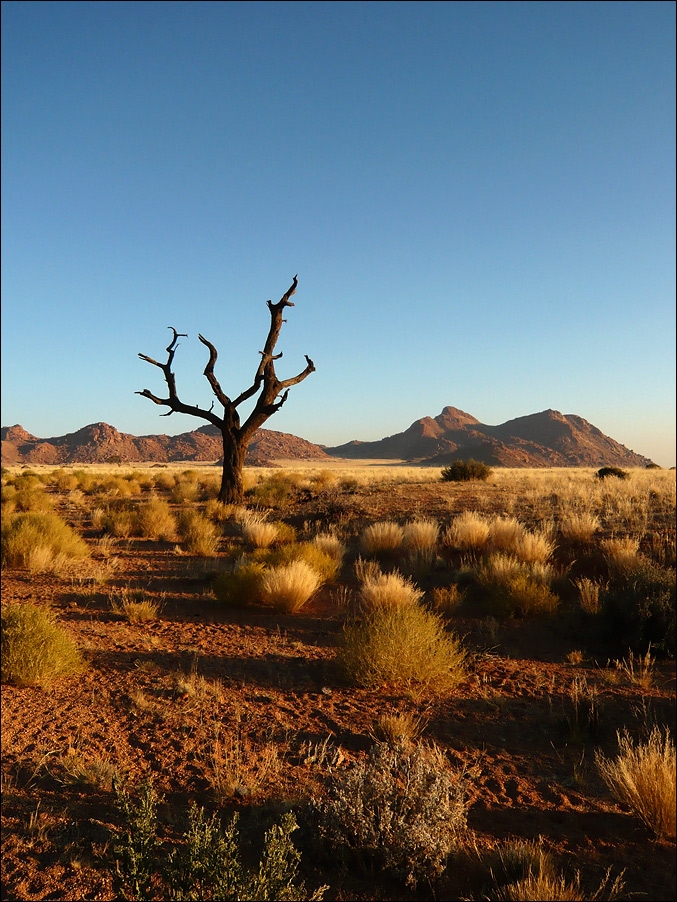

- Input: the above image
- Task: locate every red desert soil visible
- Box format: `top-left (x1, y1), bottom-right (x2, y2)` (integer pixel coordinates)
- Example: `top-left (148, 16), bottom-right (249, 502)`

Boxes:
top-left (1, 477), bottom-right (675, 901)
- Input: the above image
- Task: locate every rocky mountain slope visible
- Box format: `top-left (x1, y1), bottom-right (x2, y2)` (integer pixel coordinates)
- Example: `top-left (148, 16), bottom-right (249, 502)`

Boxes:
top-left (324, 406), bottom-right (655, 468)
top-left (0, 423), bottom-right (329, 466)
top-left (2, 405), bottom-right (655, 468)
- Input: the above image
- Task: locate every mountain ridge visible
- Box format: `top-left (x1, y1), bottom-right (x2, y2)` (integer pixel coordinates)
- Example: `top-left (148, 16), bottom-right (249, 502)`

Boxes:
top-left (1, 405), bottom-right (655, 468)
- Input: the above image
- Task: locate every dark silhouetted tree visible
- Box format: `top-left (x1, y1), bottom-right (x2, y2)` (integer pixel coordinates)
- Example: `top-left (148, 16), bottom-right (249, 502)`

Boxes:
top-left (137, 276), bottom-right (314, 503)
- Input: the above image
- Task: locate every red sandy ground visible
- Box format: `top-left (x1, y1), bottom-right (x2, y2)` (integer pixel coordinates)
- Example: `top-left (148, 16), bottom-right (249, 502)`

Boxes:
top-left (1, 480), bottom-right (675, 900)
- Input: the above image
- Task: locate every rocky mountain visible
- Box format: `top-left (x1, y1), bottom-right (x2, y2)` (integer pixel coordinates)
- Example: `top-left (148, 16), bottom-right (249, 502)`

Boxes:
top-left (2, 406), bottom-right (656, 468)
top-left (1, 423), bottom-right (329, 466)
top-left (324, 406), bottom-right (655, 468)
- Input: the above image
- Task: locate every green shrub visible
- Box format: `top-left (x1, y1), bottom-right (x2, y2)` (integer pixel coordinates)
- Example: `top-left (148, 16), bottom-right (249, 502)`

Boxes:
top-left (339, 603), bottom-right (467, 690)
top-left (441, 459), bottom-right (493, 482)
top-left (309, 739), bottom-right (469, 888)
top-left (600, 558), bottom-right (675, 656)
top-left (113, 778), bottom-right (324, 902)
top-left (178, 510), bottom-right (220, 556)
top-left (1, 603), bottom-right (86, 686)
top-left (595, 466), bottom-right (629, 480)
top-left (213, 561), bottom-right (267, 606)
top-left (1, 510), bottom-right (90, 570)
top-left (136, 497), bottom-right (177, 541)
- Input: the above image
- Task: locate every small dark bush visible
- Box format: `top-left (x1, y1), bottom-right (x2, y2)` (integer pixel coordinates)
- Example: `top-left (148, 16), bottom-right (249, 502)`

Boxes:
top-left (595, 466), bottom-right (629, 480)
top-left (600, 558), bottom-right (676, 656)
top-left (441, 459), bottom-right (493, 482)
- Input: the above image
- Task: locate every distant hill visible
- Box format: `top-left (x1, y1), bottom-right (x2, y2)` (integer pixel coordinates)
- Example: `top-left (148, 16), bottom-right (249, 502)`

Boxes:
top-left (324, 405), bottom-right (655, 468)
top-left (1, 423), bottom-right (329, 466)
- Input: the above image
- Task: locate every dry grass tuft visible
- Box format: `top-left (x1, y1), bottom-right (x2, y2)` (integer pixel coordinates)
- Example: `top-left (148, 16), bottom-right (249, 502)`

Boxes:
top-left (402, 518), bottom-right (439, 555)
top-left (260, 560), bottom-right (322, 613)
top-left (445, 511), bottom-right (491, 552)
top-left (360, 521), bottom-right (405, 556)
top-left (358, 570), bottom-right (424, 611)
top-left (560, 512), bottom-right (601, 543)
top-left (573, 577), bottom-right (605, 615)
top-left (596, 726), bottom-right (676, 839)
top-left (1, 603), bottom-right (86, 686)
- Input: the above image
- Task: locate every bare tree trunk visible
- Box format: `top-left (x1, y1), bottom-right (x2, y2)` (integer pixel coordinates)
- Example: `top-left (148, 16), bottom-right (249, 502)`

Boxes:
top-left (136, 277), bottom-right (314, 506)
top-left (218, 428), bottom-right (247, 504)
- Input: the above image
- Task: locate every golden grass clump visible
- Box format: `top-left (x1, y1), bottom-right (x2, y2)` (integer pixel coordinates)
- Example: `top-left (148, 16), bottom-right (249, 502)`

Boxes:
top-left (513, 529), bottom-right (555, 564)
top-left (488, 516), bottom-right (527, 553)
top-left (340, 603), bottom-right (467, 690)
top-left (402, 518), bottom-right (439, 555)
top-left (110, 588), bottom-right (161, 623)
top-left (254, 541), bottom-right (340, 584)
top-left (259, 560), bottom-right (322, 613)
top-left (360, 521), bottom-right (405, 556)
top-left (602, 536), bottom-right (640, 573)
top-left (239, 514), bottom-right (279, 549)
top-left (596, 726), bottom-right (676, 839)
top-left (358, 570), bottom-right (424, 611)
top-left (559, 512), bottom-right (601, 543)
top-left (371, 711), bottom-right (427, 744)
top-left (177, 509), bottom-right (220, 556)
top-left (135, 496), bottom-right (177, 541)
top-left (573, 577), bottom-right (604, 615)
top-left (476, 554), bottom-right (558, 617)
top-left (445, 511), bottom-right (490, 552)
top-left (1, 603), bottom-right (86, 686)
top-left (1, 511), bottom-right (90, 570)
top-left (312, 532), bottom-right (347, 564)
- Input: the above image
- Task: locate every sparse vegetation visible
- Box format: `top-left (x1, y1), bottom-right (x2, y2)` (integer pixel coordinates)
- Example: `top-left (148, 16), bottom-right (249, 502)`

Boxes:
top-left (1, 603), bottom-right (86, 686)
top-left (1, 462), bottom-right (674, 901)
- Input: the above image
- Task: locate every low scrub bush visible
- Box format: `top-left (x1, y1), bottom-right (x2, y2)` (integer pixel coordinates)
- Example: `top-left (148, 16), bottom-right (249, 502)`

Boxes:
top-left (441, 459), bottom-right (492, 482)
top-left (2, 510), bottom-right (90, 570)
top-left (340, 603), bottom-right (467, 690)
top-left (596, 726), bottom-right (676, 839)
top-left (260, 560), bottom-right (322, 614)
top-left (113, 778), bottom-right (324, 901)
top-left (246, 472), bottom-right (300, 509)
top-left (600, 557), bottom-right (675, 655)
top-left (309, 739), bottom-right (469, 888)
top-left (1, 603), bottom-right (86, 686)
top-left (596, 466), bottom-right (629, 481)
top-left (212, 560), bottom-right (267, 607)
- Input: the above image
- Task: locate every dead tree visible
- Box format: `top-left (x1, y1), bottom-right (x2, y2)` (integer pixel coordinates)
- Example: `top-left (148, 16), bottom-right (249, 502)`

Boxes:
top-left (136, 276), bottom-right (315, 504)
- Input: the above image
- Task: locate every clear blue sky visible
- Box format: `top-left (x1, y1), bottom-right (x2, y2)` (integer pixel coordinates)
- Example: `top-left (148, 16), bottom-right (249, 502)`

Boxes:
top-left (2, 1), bottom-right (675, 465)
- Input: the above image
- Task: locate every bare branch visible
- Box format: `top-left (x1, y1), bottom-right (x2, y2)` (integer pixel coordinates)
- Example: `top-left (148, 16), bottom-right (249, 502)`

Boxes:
top-left (278, 355), bottom-right (316, 391)
top-left (198, 334), bottom-right (232, 409)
